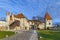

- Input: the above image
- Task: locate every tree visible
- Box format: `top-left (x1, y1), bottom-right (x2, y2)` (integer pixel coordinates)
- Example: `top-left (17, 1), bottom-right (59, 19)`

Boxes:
top-left (32, 16), bottom-right (44, 30)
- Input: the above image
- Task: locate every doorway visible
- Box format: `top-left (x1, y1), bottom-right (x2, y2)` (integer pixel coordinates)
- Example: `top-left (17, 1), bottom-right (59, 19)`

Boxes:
top-left (30, 25), bottom-right (35, 30)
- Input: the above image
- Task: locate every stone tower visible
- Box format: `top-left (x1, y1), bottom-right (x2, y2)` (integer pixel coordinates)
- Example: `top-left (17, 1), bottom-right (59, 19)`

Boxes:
top-left (45, 12), bottom-right (52, 29)
top-left (6, 12), bottom-right (10, 22)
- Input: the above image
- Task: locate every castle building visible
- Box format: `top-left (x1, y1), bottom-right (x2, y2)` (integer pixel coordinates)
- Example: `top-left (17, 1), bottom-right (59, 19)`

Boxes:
top-left (0, 12), bottom-right (52, 31)
top-left (45, 12), bottom-right (52, 29)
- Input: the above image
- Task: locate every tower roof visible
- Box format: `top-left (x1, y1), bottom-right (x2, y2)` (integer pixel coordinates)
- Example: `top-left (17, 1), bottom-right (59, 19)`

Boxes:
top-left (45, 12), bottom-right (52, 20)
top-left (16, 13), bottom-right (25, 18)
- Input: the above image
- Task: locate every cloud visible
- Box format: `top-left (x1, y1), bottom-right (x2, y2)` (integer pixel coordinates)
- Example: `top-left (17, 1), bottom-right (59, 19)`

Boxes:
top-left (56, 2), bottom-right (60, 5)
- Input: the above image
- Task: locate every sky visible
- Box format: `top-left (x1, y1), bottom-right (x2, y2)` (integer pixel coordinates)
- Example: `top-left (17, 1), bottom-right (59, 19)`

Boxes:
top-left (0, 0), bottom-right (60, 23)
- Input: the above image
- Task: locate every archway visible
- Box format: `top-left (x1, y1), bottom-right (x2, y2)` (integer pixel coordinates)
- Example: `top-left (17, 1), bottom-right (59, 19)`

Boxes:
top-left (30, 25), bottom-right (35, 30)
top-left (25, 27), bottom-right (27, 30)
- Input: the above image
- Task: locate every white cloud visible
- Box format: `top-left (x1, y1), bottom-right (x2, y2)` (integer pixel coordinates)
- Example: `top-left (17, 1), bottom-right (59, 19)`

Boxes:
top-left (56, 2), bottom-right (60, 5)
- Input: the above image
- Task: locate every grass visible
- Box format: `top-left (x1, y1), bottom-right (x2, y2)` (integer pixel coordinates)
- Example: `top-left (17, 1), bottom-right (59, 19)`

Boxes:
top-left (0, 31), bottom-right (15, 39)
top-left (37, 30), bottom-right (60, 40)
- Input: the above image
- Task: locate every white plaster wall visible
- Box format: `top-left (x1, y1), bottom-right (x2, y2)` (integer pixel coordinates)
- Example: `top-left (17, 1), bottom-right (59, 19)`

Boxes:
top-left (6, 12), bottom-right (11, 22)
top-left (38, 23), bottom-right (45, 29)
top-left (15, 18), bottom-right (30, 30)
top-left (0, 21), bottom-right (7, 27)
top-left (6, 14), bottom-right (10, 22)
top-left (20, 18), bottom-right (25, 29)
top-left (46, 20), bottom-right (52, 28)
top-left (0, 21), bottom-right (9, 31)
top-left (29, 22), bottom-right (34, 25)
top-left (21, 18), bottom-right (30, 30)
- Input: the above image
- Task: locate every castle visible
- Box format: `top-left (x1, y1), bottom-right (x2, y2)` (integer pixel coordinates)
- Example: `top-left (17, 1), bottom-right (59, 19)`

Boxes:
top-left (0, 12), bottom-right (52, 31)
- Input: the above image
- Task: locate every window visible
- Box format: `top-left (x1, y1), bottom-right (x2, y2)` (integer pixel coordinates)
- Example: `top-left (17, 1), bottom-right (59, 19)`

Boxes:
top-left (49, 23), bottom-right (51, 25)
top-left (25, 27), bottom-right (27, 30)
top-left (6, 27), bottom-right (8, 30)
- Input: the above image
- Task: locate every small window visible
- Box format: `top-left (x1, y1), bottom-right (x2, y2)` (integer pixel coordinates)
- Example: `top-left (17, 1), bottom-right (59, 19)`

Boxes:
top-left (49, 23), bottom-right (51, 25)
top-left (6, 27), bottom-right (8, 30)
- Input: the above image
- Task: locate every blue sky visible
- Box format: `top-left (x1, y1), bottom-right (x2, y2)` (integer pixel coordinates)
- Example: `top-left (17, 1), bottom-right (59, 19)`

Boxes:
top-left (0, 0), bottom-right (60, 23)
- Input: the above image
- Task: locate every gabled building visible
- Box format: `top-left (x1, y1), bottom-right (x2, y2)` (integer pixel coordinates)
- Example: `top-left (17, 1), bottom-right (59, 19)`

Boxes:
top-left (5, 12), bottom-right (53, 30)
top-left (45, 12), bottom-right (52, 29)
top-left (6, 12), bottom-right (30, 30)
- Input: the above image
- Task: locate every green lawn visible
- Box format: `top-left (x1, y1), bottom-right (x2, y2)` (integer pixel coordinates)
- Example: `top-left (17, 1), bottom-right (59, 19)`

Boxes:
top-left (0, 31), bottom-right (15, 39)
top-left (37, 30), bottom-right (60, 40)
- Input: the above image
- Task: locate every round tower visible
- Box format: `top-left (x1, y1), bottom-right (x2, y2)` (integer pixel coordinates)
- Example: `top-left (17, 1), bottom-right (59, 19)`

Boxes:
top-left (6, 12), bottom-right (10, 22)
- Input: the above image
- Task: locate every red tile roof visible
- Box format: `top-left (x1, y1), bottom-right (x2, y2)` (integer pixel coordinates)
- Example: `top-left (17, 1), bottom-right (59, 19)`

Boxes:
top-left (10, 13), bottom-right (25, 21)
top-left (45, 12), bottom-right (52, 20)
top-left (16, 13), bottom-right (25, 18)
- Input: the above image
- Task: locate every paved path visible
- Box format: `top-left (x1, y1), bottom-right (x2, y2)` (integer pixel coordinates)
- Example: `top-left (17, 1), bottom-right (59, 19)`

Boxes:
top-left (3, 30), bottom-right (38, 40)
top-left (29, 30), bottom-right (38, 40)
